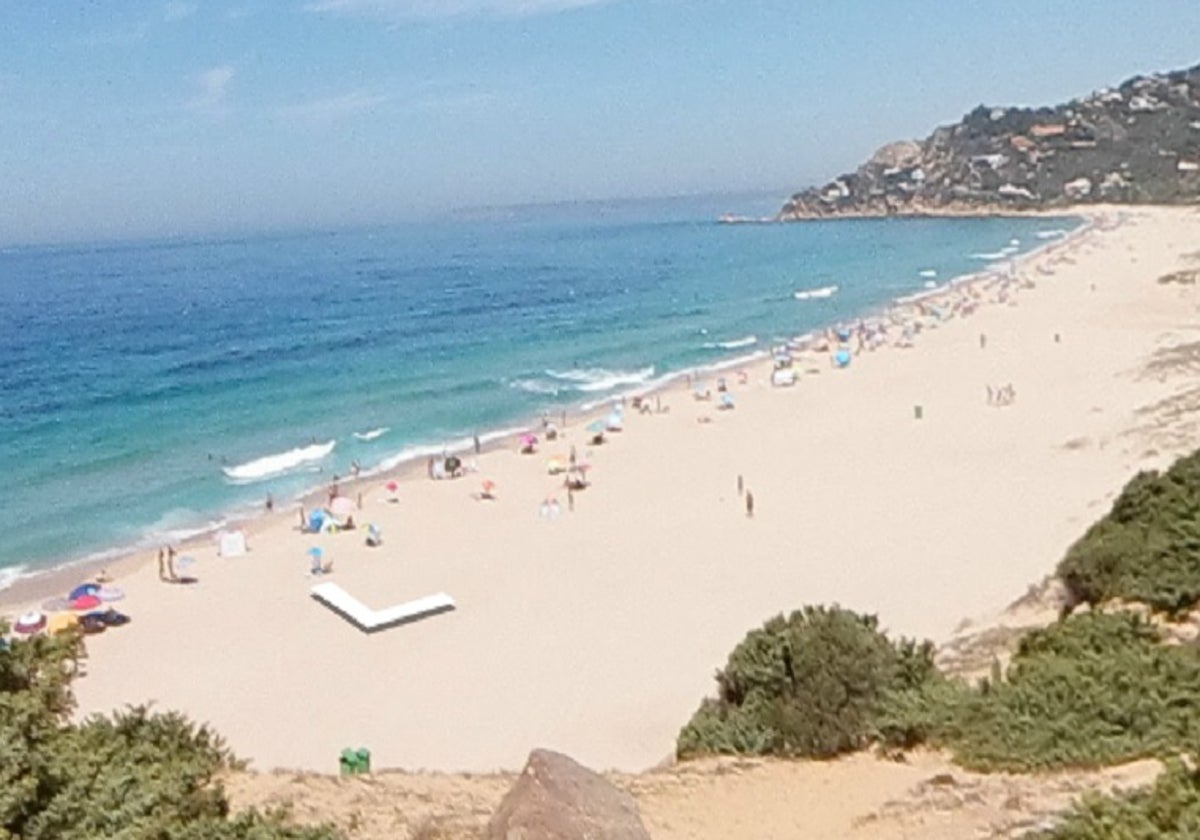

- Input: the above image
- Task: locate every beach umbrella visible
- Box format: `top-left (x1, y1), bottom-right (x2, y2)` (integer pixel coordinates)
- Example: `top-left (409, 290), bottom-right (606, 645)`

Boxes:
top-left (307, 547), bottom-right (323, 558)
top-left (834, 349), bottom-right (852, 368)
top-left (309, 509), bottom-right (327, 531)
top-left (519, 434), bottom-right (538, 448)
top-left (330, 496), bottom-right (354, 517)
top-left (13, 611), bottom-right (46, 635)
top-left (71, 594), bottom-right (101, 611)
top-left (386, 480), bottom-right (399, 493)
top-left (47, 613), bottom-right (79, 635)
top-left (68, 583), bottom-right (100, 601)
top-left (41, 597), bottom-right (72, 613)
top-left (97, 586), bottom-right (125, 603)
top-left (606, 413), bottom-right (624, 431)
top-left (444, 455), bottom-right (462, 472)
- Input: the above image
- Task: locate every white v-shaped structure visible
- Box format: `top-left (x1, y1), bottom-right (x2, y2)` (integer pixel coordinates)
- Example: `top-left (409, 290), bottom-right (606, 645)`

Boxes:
top-left (310, 581), bottom-right (455, 632)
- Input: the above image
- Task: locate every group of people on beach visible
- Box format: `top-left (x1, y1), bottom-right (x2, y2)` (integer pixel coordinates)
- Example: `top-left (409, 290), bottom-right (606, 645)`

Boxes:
top-left (987, 384), bottom-right (1017, 407)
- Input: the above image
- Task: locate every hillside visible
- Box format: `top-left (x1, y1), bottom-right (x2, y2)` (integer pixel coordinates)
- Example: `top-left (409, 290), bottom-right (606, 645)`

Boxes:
top-left (778, 63), bottom-right (1200, 219)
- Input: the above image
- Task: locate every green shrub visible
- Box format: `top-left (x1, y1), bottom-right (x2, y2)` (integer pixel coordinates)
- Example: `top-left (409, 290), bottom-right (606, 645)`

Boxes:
top-left (897, 612), bottom-right (1200, 772)
top-left (1058, 451), bottom-right (1200, 613)
top-left (1028, 760), bottom-right (1200, 839)
top-left (676, 605), bottom-right (938, 760)
top-left (0, 623), bottom-right (337, 839)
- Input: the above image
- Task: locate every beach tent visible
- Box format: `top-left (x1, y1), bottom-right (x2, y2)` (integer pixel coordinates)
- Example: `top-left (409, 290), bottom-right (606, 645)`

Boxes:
top-left (218, 530), bottom-right (247, 558)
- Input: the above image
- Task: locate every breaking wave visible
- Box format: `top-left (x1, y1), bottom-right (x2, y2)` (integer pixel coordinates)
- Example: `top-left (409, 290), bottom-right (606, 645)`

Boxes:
top-left (222, 440), bottom-right (336, 483)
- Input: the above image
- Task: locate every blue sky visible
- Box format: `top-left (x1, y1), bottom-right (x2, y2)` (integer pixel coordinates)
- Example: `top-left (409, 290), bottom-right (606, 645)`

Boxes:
top-left (1, 0), bottom-right (1198, 244)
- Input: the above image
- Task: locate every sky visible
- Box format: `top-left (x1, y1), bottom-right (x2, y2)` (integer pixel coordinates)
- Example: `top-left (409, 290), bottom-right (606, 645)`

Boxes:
top-left (1, 1), bottom-right (1198, 244)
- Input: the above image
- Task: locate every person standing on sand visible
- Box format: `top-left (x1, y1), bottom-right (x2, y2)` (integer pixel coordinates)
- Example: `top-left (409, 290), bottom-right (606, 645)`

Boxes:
top-left (166, 546), bottom-right (178, 582)
top-left (569, 445), bottom-right (577, 467)
top-left (737, 474), bottom-right (744, 496)
top-left (265, 493), bottom-right (273, 513)
top-left (157, 548), bottom-right (166, 581)
top-left (745, 491), bottom-right (754, 519)
top-left (473, 434), bottom-right (481, 455)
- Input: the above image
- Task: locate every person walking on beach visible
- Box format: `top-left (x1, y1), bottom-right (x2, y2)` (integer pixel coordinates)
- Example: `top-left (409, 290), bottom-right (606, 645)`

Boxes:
top-left (745, 490), bottom-right (755, 519)
top-left (166, 546), bottom-right (178, 582)
top-left (567, 487), bottom-right (575, 513)
top-left (737, 474), bottom-right (744, 496)
top-left (157, 548), bottom-right (167, 581)
top-left (265, 493), bottom-right (274, 513)
top-left (569, 445), bottom-right (577, 467)
top-left (473, 434), bottom-right (481, 455)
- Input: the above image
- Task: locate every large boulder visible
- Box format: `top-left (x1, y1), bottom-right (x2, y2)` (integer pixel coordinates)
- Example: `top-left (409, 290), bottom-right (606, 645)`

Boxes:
top-left (486, 749), bottom-right (651, 840)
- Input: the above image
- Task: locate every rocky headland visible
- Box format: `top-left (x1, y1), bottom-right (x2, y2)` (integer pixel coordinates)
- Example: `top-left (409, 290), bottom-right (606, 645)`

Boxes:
top-left (778, 63), bottom-right (1200, 220)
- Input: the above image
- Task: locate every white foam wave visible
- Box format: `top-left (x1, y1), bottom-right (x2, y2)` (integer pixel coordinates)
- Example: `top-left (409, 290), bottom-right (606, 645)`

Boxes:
top-left (353, 427), bottom-right (390, 442)
top-left (1036, 228), bottom-right (1068, 239)
top-left (703, 334), bottom-right (758, 350)
top-left (544, 366), bottom-right (656, 393)
top-left (971, 251), bottom-right (1010, 261)
top-left (1009, 238), bottom-right (1020, 246)
top-left (509, 378), bottom-right (561, 396)
top-left (0, 565), bottom-right (29, 592)
top-left (223, 440), bottom-right (336, 483)
top-left (793, 284), bottom-right (838, 300)
top-left (918, 269), bottom-right (938, 278)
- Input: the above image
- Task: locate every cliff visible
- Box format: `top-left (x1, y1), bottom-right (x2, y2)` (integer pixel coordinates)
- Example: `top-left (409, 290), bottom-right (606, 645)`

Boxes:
top-left (779, 63), bottom-right (1200, 220)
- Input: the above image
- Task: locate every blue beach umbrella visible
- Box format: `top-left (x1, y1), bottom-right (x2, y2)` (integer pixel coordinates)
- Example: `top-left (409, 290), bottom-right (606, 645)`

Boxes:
top-left (68, 583), bottom-right (100, 601)
top-left (834, 349), bottom-right (852, 368)
top-left (307, 547), bottom-right (323, 558)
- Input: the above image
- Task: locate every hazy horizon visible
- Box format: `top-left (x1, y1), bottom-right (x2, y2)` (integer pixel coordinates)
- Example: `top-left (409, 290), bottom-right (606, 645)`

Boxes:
top-left (2, 0), bottom-right (1198, 246)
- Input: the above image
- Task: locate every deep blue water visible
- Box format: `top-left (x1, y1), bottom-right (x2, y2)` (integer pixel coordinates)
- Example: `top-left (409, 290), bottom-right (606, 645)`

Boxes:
top-left (0, 195), bottom-right (1076, 581)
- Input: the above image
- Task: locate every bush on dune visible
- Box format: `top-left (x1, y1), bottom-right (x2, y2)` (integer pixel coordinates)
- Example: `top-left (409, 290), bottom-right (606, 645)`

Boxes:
top-left (676, 605), bottom-right (940, 760)
top-left (1029, 760), bottom-right (1200, 839)
top-left (0, 623), bottom-right (335, 840)
top-left (1058, 450), bottom-right (1200, 613)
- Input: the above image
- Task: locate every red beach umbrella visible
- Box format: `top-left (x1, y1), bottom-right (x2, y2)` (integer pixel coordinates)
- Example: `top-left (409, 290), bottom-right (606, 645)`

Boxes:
top-left (71, 594), bottom-right (101, 611)
top-left (14, 611), bottom-right (47, 635)
top-left (386, 481), bottom-right (399, 493)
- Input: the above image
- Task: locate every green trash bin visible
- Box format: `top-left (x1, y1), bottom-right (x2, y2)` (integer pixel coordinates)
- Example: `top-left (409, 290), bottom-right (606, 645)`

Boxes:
top-left (355, 747), bottom-right (371, 774)
top-left (339, 748), bottom-right (358, 776)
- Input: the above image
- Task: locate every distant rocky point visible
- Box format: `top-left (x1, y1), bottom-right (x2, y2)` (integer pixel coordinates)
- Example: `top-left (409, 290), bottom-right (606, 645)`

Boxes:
top-left (778, 63), bottom-right (1200, 220)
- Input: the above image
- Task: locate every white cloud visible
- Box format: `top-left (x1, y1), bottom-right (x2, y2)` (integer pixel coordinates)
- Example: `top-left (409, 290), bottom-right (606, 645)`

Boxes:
top-left (190, 65), bottom-right (235, 114)
top-left (303, 0), bottom-right (614, 21)
top-left (276, 91), bottom-right (388, 123)
top-left (164, 2), bottom-right (198, 21)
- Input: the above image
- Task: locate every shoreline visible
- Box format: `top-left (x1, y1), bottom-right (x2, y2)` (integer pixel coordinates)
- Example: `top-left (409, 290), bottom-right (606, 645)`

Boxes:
top-left (11, 203), bottom-right (1194, 776)
top-left (0, 213), bottom-right (1090, 613)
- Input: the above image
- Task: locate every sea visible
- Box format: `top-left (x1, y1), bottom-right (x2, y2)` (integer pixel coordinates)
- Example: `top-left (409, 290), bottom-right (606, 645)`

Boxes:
top-left (0, 193), bottom-right (1079, 585)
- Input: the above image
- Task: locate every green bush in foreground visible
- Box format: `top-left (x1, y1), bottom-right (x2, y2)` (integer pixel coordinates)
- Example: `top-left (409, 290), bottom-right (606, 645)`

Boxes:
top-left (910, 611), bottom-right (1200, 771)
top-left (0, 625), bottom-right (336, 840)
top-left (1028, 760), bottom-right (1200, 839)
top-left (677, 605), bottom-right (939, 760)
top-left (1058, 449), bottom-right (1200, 613)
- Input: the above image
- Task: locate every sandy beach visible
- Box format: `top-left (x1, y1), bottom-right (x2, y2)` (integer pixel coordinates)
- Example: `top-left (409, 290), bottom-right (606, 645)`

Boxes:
top-left (7, 205), bottom-right (1200, 775)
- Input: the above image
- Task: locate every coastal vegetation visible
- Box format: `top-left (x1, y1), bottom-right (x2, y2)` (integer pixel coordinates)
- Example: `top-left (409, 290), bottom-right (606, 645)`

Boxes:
top-left (1057, 448), bottom-right (1200, 613)
top-left (0, 629), bottom-right (334, 839)
top-left (680, 445), bottom-right (1200, 833)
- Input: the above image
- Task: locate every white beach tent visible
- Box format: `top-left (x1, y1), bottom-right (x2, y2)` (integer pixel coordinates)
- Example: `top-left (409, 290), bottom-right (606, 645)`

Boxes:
top-left (218, 530), bottom-right (247, 557)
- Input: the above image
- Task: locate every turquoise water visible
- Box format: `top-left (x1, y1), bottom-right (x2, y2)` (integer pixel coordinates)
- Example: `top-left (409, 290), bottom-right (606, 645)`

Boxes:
top-left (0, 195), bottom-right (1077, 581)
